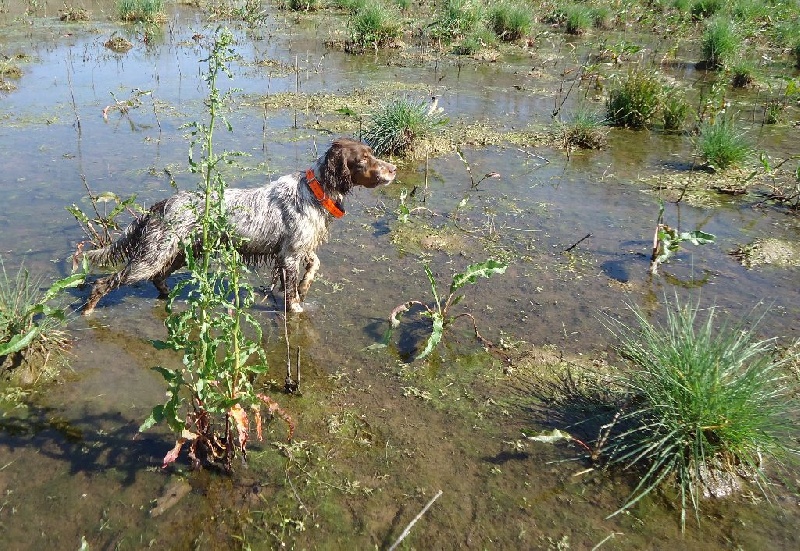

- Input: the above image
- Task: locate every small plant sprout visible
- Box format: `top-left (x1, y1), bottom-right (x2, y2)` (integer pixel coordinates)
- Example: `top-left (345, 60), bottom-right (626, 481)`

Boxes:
top-left (455, 146), bottom-right (500, 189)
top-left (388, 260), bottom-right (507, 360)
top-left (650, 201), bottom-right (715, 275)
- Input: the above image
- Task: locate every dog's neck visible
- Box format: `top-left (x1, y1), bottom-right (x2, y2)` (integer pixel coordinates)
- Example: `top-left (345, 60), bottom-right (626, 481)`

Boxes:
top-left (305, 167), bottom-right (345, 218)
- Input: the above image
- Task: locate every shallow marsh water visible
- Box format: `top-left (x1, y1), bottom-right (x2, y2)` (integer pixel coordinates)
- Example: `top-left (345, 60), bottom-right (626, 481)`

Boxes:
top-left (1, 2), bottom-right (800, 549)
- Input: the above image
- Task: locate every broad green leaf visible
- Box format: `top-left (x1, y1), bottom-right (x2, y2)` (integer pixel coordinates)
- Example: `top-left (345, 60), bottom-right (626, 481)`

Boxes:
top-left (95, 191), bottom-right (120, 203)
top-left (449, 259), bottom-right (507, 294)
top-left (416, 312), bottom-right (444, 360)
top-left (0, 327), bottom-right (39, 356)
top-left (139, 404), bottom-right (165, 432)
top-left (40, 271), bottom-right (86, 304)
top-left (680, 230), bottom-right (715, 246)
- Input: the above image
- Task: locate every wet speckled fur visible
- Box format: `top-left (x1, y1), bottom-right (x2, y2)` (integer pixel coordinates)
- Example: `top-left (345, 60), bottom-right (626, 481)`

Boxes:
top-left (82, 138), bottom-right (396, 314)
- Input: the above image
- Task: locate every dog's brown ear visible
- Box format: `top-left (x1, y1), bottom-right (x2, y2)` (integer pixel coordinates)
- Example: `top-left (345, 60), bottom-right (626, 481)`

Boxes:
top-left (322, 139), bottom-right (354, 194)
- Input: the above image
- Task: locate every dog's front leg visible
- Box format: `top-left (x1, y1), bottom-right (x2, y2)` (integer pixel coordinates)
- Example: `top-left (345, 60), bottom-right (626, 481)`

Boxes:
top-left (298, 252), bottom-right (320, 301)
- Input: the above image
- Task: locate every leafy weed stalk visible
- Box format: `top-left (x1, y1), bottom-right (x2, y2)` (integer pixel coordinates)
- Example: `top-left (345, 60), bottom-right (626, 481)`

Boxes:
top-left (139, 28), bottom-right (293, 471)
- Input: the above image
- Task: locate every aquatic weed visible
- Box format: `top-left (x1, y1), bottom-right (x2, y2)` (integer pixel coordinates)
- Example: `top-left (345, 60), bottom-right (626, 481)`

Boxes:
top-left (430, 0), bottom-right (485, 42)
top-left (557, 108), bottom-right (608, 150)
top-left (346, 0), bottom-right (403, 52)
top-left (0, 258), bottom-right (85, 383)
top-left (487, 1), bottom-right (533, 41)
top-left (117, 0), bottom-right (165, 23)
top-left (661, 88), bottom-right (689, 131)
top-left (563, 3), bottom-right (593, 35)
top-left (387, 260), bottom-right (507, 360)
top-left (730, 59), bottom-right (756, 88)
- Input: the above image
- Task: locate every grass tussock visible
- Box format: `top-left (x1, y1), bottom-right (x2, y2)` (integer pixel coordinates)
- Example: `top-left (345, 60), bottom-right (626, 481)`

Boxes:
top-left (117, 0), bottom-right (165, 23)
top-left (662, 88), bottom-right (689, 132)
top-left (701, 16), bottom-right (741, 69)
top-left (346, 0), bottom-right (403, 52)
top-left (557, 109), bottom-right (608, 150)
top-left (0, 260), bottom-right (75, 385)
top-left (362, 96), bottom-right (448, 156)
top-left (696, 114), bottom-right (750, 170)
top-left (431, 0), bottom-right (486, 42)
top-left (606, 69), bottom-right (663, 128)
top-left (602, 296), bottom-right (799, 530)
top-left (487, 1), bottom-right (533, 41)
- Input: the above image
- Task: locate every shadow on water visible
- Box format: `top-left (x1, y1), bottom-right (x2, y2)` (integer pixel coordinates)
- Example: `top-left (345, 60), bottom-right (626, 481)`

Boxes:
top-left (1, 404), bottom-right (168, 485)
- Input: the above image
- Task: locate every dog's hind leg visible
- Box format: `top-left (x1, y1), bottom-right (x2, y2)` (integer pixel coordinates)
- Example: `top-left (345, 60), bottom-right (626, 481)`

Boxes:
top-left (277, 258), bottom-right (303, 313)
top-left (298, 252), bottom-right (320, 301)
top-left (152, 276), bottom-right (170, 298)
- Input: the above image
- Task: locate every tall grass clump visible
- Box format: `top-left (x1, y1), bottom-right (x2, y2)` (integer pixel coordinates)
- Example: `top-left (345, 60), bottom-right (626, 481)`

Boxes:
top-left (452, 28), bottom-right (497, 55)
top-left (278, 0), bottom-right (322, 11)
top-left (563, 3), bottom-right (593, 35)
top-left (602, 296), bottom-right (798, 529)
top-left (696, 114), bottom-right (750, 170)
top-left (362, 96), bottom-right (448, 156)
top-left (1, 258), bottom-right (85, 385)
top-left (701, 16), bottom-right (741, 69)
top-left (431, 0), bottom-right (485, 42)
top-left (690, 0), bottom-right (723, 19)
top-left (139, 29), bottom-right (292, 471)
top-left (487, 1), bottom-right (533, 41)
top-left (347, 1), bottom-right (402, 52)
top-left (662, 88), bottom-right (689, 131)
top-left (117, 0), bottom-right (164, 23)
top-left (606, 69), bottom-right (663, 128)
top-left (730, 59), bottom-right (756, 88)
top-left (557, 109), bottom-right (607, 150)
top-left (794, 41), bottom-right (800, 69)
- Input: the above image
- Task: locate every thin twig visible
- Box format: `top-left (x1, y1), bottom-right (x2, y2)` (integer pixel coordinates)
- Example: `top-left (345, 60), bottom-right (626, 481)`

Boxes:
top-left (388, 490), bottom-right (443, 551)
top-left (564, 233), bottom-right (592, 253)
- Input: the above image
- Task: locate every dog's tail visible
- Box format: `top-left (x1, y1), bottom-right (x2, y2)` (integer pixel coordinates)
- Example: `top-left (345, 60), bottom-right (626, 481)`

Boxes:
top-left (83, 215), bottom-right (148, 268)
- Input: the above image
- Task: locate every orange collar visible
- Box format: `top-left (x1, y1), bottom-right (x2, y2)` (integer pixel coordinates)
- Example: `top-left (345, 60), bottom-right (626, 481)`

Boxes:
top-left (306, 168), bottom-right (345, 218)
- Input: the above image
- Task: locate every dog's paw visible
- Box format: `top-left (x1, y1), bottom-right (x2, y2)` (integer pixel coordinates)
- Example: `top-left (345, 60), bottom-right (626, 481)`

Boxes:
top-left (289, 302), bottom-right (304, 314)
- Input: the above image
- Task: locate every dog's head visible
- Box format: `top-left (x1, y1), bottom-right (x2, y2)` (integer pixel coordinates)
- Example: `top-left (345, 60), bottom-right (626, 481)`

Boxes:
top-left (321, 138), bottom-right (397, 194)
